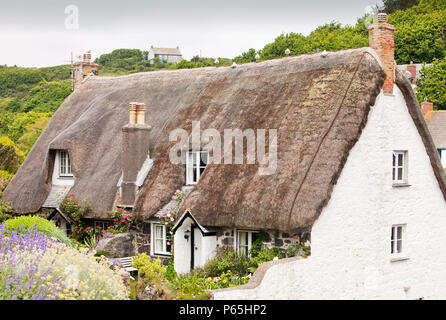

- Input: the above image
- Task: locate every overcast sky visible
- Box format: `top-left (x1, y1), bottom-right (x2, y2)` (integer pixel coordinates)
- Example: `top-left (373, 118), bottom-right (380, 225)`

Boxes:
top-left (0, 0), bottom-right (383, 67)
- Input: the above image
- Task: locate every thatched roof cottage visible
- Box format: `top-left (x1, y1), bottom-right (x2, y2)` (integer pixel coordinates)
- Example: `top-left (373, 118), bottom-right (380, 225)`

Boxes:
top-left (5, 14), bottom-right (446, 298)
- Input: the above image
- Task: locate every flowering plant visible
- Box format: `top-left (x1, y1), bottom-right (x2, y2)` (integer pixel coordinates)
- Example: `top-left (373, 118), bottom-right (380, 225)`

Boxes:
top-left (0, 223), bottom-right (128, 300)
top-left (59, 194), bottom-right (84, 220)
top-left (109, 208), bottom-right (134, 234)
top-left (158, 190), bottom-right (185, 249)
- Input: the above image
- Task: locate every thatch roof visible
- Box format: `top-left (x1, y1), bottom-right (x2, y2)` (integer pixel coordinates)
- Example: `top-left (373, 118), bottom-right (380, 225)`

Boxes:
top-left (425, 111), bottom-right (446, 149)
top-left (4, 47), bottom-right (445, 232)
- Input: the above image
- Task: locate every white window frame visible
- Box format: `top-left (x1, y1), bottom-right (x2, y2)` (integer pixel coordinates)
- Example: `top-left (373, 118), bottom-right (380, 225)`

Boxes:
top-left (391, 224), bottom-right (406, 258)
top-left (59, 150), bottom-right (73, 177)
top-left (392, 151), bottom-right (408, 185)
top-left (234, 230), bottom-right (259, 256)
top-left (186, 151), bottom-right (209, 185)
top-left (150, 223), bottom-right (171, 256)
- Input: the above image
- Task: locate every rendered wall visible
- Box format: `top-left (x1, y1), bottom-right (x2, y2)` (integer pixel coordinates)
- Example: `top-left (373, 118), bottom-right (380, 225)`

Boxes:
top-left (213, 86), bottom-right (446, 299)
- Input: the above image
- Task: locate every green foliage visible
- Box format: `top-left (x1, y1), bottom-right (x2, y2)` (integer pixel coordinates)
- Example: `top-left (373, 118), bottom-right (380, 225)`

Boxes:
top-left (0, 136), bottom-right (24, 174)
top-left (96, 49), bottom-right (152, 75)
top-left (0, 67), bottom-right (45, 98)
top-left (21, 80), bottom-right (72, 113)
top-left (1, 111), bottom-right (52, 144)
top-left (94, 250), bottom-right (112, 258)
top-left (0, 170), bottom-right (13, 194)
top-left (201, 249), bottom-right (252, 278)
top-left (390, 1), bottom-right (446, 64)
top-left (165, 256), bottom-right (177, 282)
top-left (234, 48), bottom-right (260, 64)
top-left (4, 215), bottom-right (71, 246)
top-left (132, 253), bottom-right (167, 284)
top-left (0, 199), bottom-right (13, 223)
top-left (235, 0), bottom-right (446, 65)
top-left (416, 58), bottom-right (446, 109)
top-left (383, 0), bottom-right (420, 14)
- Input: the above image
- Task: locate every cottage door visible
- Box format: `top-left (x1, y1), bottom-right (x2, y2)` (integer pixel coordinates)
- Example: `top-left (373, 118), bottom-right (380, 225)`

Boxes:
top-left (190, 226), bottom-right (202, 271)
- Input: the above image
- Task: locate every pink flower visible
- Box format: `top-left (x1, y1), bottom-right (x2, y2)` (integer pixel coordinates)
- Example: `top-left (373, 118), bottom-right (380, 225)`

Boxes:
top-left (170, 217), bottom-right (174, 222)
top-left (114, 218), bottom-right (117, 222)
top-left (122, 215), bottom-right (127, 220)
top-left (172, 195), bottom-right (177, 200)
top-left (166, 241), bottom-right (171, 246)
top-left (165, 222), bottom-right (168, 226)
top-left (167, 213), bottom-right (171, 218)
top-left (129, 213), bottom-right (133, 217)
top-left (115, 225), bottom-right (118, 228)
top-left (175, 189), bottom-right (181, 194)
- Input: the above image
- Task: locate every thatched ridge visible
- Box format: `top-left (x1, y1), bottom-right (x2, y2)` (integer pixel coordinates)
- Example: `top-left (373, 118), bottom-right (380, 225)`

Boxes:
top-left (7, 47), bottom-right (443, 232)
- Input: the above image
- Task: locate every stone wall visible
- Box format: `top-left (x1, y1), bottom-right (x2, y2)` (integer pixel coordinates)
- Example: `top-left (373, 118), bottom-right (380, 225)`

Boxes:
top-left (215, 227), bottom-right (311, 256)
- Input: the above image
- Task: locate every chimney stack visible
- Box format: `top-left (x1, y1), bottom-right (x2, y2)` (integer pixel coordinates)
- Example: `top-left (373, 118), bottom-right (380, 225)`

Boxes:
top-left (368, 13), bottom-right (395, 95)
top-left (74, 50), bottom-right (99, 89)
top-left (421, 101), bottom-right (434, 117)
top-left (121, 102), bottom-right (151, 207)
top-left (407, 62), bottom-right (417, 84)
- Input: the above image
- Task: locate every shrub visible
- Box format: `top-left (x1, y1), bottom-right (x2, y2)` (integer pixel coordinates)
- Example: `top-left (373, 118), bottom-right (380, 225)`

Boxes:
top-left (132, 253), bottom-right (166, 284)
top-left (0, 224), bottom-right (128, 300)
top-left (0, 225), bottom-right (66, 300)
top-left (5, 215), bottom-right (71, 246)
top-left (94, 250), bottom-right (112, 258)
top-left (109, 208), bottom-right (134, 233)
top-left (201, 249), bottom-right (252, 277)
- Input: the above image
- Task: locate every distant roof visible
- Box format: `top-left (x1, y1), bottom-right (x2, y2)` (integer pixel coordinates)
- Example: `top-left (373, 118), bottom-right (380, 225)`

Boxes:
top-left (425, 111), bottom-right (446, 149)
top-left (150, 46), bottom-right (182, 56)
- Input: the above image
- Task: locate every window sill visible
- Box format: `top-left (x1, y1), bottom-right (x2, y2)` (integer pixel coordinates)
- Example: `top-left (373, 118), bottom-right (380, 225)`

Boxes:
top-left (390, 257), bottom-right (409, 263)
top-left (392, 183), bottom-right (411, 188)
top-left (152, 253), bottom-right (172, 257)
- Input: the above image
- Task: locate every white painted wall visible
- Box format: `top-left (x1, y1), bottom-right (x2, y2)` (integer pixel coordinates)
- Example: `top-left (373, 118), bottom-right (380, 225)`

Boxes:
top-left (52, 151), bottom-right (75, 187)
top-left (214, 86), bottom-right (446, 300)
top-left (174, 216), bottom-right (217, 275)
top-left (174, 217), bottom-right (193, 275)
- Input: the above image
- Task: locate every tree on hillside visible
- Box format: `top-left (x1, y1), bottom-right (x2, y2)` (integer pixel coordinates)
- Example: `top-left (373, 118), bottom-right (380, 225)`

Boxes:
top-left (234, 48), bottom-right (260, 63)
top-left (416, 58), bottom-right (446, 110)
top-left (382, 0), bottom-right (420, 14)
top-left (0, 136), bottom-right (24, 174)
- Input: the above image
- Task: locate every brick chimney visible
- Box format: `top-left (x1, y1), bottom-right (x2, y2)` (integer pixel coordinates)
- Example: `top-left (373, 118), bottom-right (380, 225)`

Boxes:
top-left (421, 101), bottom-right (434, 117)
top-left (73, 51), bottom-right (100, 89)
top-left (368, 13), bottom-right (395, 95)
top-left (121, 102), bottom-right (151, 207)
top-left (407, 62), bottom-right (417, 84)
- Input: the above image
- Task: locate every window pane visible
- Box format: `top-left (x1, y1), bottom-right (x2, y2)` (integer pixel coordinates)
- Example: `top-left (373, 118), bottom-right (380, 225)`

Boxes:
top-left (392, 168), bottom-right (395, 181)
top-left (155, 239), bottom-right (163, 252)
top-left (239, 232), bottom-right (247, 246)
top-left (67, 154), bottom-right (72, 174)
top-left (200, 152), bottom-right (208, 166)
top-left (398, 168), bottom-right (403, 180)
top-left (398, 154), bottom-right (404, 166)
top-left (396, 239), bottom-right (402, 253)
top-left (397, 226), bottom-right (402, 240)
top-left (393, 154), bottom-right (396, 166)
top-left (156, 225), bottom-right (163, 239)
top-left (60, 152), bottom-right (66, 174)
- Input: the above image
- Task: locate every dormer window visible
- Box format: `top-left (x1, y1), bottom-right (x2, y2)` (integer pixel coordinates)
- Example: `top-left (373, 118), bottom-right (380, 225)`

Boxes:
top-left (186, 151), bottom-right (208, 185)
top-left (59, 150), bottom-right (73, 177)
